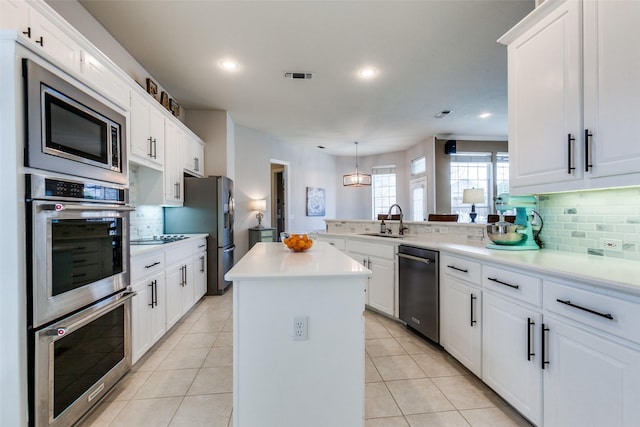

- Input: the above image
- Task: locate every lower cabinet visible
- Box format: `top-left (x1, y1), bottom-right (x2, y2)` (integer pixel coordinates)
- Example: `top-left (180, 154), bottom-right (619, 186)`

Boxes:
top-left (131, 271), bottom-right (166, 364)
top-left (440, 274), bottom-right (482, 377)
top-left (482, 292), bottom-right (543, 426)
top-left (347, 239), bottom-right (396, 317)
top-left (130, 237), bottom-right (208, 363)
top-left (165, 255), bottom-right (195, 330)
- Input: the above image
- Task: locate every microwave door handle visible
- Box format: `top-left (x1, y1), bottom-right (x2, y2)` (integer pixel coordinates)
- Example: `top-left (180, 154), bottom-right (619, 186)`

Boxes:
top-left (41, 203), bottom-right (135, 212)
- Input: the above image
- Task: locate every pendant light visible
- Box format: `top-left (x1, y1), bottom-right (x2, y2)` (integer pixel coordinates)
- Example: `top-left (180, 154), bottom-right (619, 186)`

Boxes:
top-left (343, 141), bottom-right (371, 187)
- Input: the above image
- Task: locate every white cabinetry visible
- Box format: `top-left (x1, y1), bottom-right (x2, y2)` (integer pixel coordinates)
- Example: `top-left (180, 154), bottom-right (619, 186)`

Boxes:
top-left (500, 0), bottom-right (640, 194)
top-left (193, 239), bottom-right (207, 300)
top-left (2, 1), bottom-right (81, 74)
top-left (347, 239), bottom-right (395, 317)
top-left (130, 90), bottom-right (165, 170)
top-left (315, 235), bottom-right (346, 252)
top-left (130, 250), bottom-right (166, 364)
top-left (481, 265), bottom-right (543, 426)
top-left (501, 0), bottom-right (582, 192)
top-left (440, 253), bottom-right (482, 377)
top-left (582, 0), bottom-right (640, 182)
top-left (165, 244), bottom-right (194, 330)
top-left (183, 132), bottom-right (205, 177)
top-left (542, 279), bottom-right (640, 427)
top-left (163, 120), bottom-right (184, 205)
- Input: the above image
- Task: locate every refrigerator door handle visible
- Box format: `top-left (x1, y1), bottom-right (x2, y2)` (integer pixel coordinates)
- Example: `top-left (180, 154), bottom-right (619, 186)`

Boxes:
top-left (223, 245), bottom-right (235, 253)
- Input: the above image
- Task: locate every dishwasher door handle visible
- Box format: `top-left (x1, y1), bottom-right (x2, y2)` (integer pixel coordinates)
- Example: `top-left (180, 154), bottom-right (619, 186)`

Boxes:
top-left (398, 253), bottom-right (431, 264)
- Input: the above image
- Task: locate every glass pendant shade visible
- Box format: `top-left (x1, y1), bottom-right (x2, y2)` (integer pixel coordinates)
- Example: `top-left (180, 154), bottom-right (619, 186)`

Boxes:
top-left (343, 142), bottom-right (371, 187)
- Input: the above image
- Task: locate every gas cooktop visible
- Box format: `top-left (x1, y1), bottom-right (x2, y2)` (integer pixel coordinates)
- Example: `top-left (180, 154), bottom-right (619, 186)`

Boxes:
top-left (130, 235), bottom-right (189, 245)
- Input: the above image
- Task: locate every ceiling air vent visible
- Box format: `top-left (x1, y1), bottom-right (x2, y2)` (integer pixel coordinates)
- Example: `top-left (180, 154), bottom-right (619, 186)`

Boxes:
top-left (434, 110), bottom-right (452, 119)
top-left (284, 72), bottom-right (314, 80)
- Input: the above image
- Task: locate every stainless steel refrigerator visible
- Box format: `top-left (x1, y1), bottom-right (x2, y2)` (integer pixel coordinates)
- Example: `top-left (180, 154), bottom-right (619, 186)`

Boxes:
top-left (164, 176), bottom-right (235, 294)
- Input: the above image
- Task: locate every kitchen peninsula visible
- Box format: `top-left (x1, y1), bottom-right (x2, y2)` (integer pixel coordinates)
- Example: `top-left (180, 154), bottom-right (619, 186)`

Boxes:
top-left (225, 242), bottom-right (371, 427)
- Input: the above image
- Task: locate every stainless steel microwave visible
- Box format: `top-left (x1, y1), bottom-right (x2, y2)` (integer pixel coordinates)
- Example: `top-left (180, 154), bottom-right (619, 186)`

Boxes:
top-left (23, 59), bottom-right (128, 185)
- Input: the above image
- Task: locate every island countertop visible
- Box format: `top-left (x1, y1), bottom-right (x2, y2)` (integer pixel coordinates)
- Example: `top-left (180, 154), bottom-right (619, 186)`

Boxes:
top-left (225, 241), bottom-right (371, 280)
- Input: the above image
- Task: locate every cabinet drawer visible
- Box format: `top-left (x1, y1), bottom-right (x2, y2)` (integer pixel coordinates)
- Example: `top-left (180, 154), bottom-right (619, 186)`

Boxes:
top-left (318, 236), bottom-right (346, 251)
top-left (441, 253), bottom-right (481, 284)
top-left (483, 265), bottom-right (542, 307)
top-left (544, 280), bottom-right (640, 344)
top-left (165, 242), bottom-right (193, 265)
top-left (193, 238), bottom-right (207, 253)
top-left (347, 240), bottom-right (395, 259)
top-left (131, 250), bottom-right (165, 282)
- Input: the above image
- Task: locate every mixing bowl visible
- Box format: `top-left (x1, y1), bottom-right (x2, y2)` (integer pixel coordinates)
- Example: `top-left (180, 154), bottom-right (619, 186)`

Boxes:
top-left (486, 223), bottom-right (526, 245)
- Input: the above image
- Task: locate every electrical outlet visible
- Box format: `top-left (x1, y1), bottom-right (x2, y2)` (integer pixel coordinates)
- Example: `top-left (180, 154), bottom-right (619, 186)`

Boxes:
top-left (600, 238), bottom-right (623, 252)
top-left (293, 316), bottom-right (308, 341)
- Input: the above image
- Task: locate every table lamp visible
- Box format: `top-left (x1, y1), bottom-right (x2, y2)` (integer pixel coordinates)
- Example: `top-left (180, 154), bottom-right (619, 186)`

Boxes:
top-left (463, 188), bottom-right (485, 223)
top-left (252, 199), bottom-right (267, 228)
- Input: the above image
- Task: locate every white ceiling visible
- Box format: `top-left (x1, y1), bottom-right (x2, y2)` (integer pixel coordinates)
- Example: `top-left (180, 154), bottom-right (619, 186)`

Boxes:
top-left (75, 0), bottom-right (533, 156)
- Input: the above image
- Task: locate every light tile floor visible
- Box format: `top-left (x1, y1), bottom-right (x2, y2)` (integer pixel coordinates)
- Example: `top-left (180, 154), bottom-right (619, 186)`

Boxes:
top-left (79, 292), bottom-right (532, 427)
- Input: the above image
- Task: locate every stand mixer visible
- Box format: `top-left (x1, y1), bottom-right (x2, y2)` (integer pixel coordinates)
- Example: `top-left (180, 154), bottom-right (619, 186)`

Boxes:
top-left (486, 194), bottom-right (541, 251)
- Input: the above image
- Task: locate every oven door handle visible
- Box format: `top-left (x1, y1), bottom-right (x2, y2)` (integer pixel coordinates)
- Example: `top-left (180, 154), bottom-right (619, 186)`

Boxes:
top-left (42, 291), bottom-right (136, 340)
top-left (41, 203), bottom-right (135, 212)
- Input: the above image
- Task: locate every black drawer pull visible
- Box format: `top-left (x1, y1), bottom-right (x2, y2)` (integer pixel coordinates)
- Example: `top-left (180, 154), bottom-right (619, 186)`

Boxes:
top-left (556, 299), bottom-right (614, 320)
top-left (542, 324), bottom-right (550, 369)
top-left (145, 261), bottom-right (161, 269)
top-left (527, 318), bottom-right (535, 361)
top-left (447, 265), bottom-right (468, 273)
top-left (470, 294), bottom-right (477, 327)
top-left (567, 134), bottom-right (576, 174)
top-left (487, 277), bottom-right (519, 289)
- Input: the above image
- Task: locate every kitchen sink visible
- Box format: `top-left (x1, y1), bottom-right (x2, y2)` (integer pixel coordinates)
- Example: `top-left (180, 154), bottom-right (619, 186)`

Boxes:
top-left (360, 233), bottom-right (404, 238)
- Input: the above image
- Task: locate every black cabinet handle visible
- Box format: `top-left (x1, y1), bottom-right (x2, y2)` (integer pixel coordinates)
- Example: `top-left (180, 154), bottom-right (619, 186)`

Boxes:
top-left (556, 299), bottom-right (614, 320)
top-left (487, 277), bottom-right (519, 289)
top-left (567, 134), bottom-right (576, 174)
top-left (35, 36), bottom-right (43, 46)
top-left (542, 323), bottom-right (550, 369)
top-left (148, 280), bottom-right (155, 308)
top-left (470, 294), bottom-right (477, 327)
top-left (447, 265), bottom-right (468, 273)
top-left (153, 280), bottom-right (158, 307)
top-left (22, 27), bottom-right (31, 38)
top-left (200, 255), bottom-right (205, 273)
top-left (584, 129), bottom-right (593, 172)
top-left (147, 137), bottom-right (153, 157)
top-left (527, 318), bottom-right (535, 361)
top-left (145, 261), bottom-right (160, 269)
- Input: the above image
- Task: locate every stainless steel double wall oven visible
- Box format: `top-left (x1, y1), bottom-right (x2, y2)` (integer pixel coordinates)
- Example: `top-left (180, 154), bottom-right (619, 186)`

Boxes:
top-left (24, 58), bottom-right (134, 427)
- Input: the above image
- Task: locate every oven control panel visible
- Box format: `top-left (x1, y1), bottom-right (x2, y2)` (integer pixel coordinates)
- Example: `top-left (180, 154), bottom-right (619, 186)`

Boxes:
top-left (27, 173), bottom-right (127, 204)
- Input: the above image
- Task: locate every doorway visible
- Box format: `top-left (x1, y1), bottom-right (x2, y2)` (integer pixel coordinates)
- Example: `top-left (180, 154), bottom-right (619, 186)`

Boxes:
top-left (270, 160), bottom-right (289, 240)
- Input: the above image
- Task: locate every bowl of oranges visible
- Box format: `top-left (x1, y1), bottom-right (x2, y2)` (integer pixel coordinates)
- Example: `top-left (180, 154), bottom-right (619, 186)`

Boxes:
top-left (281, 232), bottom-right (314, 252)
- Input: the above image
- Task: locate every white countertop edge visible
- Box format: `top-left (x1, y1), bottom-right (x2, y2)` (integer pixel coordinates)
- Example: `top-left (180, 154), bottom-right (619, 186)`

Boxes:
top-left (225, 242), bottom-right (371, 281)
top-left (130, 233), bottom-right (209, 257)
top-left (319, 232), bottom-right (640, 297)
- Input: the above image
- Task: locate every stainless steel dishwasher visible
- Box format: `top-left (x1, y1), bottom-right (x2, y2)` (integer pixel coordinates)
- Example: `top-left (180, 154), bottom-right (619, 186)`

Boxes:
top-left (398, 245), bottom-right (439, 343)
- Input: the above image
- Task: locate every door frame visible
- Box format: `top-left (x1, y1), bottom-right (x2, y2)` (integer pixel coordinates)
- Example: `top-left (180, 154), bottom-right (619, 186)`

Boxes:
top-left (270, 159), bottom-right (290, 237)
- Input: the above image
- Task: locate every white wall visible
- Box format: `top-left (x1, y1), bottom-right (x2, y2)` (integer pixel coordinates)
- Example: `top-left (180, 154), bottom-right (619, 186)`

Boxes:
top-left (187, 110), bottom-right (234, 178)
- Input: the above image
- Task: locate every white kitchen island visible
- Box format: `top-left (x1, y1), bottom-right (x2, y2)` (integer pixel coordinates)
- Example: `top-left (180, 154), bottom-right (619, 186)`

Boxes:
top-left (225, 242), bottom-right (371, 427)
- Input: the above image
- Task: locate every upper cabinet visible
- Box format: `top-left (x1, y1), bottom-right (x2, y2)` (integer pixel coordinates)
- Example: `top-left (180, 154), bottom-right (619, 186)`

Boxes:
top-left (130, 90), bottom-right (166, 171)
top-left (183, 133), bottom-right (205, 177)
top-left (500, 0), bottom-right (640, 195)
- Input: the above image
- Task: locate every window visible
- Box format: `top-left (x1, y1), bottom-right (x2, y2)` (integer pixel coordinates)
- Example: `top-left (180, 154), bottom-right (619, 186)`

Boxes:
top-left (410, 178), bottom-right (426, 221)
top-left (411, 156), bottom-right (426, 176)
top-left (372, 166), bottom-right (396, 219)
top-left (450, 152), bottom-right (509, 222)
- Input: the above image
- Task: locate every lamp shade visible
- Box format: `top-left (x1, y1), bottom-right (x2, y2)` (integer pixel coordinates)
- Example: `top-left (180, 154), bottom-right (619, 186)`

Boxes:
top-left (251, 199), bottom-right (267, 212)
top-left (343, 141), bottom-right (371, 187)
top-left (462, 188), bottom-right (485, 204)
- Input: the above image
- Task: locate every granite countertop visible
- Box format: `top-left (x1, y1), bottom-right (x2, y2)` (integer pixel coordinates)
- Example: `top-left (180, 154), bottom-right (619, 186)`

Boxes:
top-left (320, 232), bottom-right (640, 297)
top-left (225, 242), bottom-right (370, 280)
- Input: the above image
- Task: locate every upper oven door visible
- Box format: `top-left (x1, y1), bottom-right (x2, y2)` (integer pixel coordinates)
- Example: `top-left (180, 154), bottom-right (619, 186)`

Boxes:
top-left (29, 200), bottom-right (133, 328)
top-left (23, 59), bottom-right (128, 185)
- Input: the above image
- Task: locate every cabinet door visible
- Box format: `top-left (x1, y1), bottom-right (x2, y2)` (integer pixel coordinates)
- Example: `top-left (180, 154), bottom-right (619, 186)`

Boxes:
top-left (79, 51), bottom-right (128, 108)
top-left (149, 274), bottom-right (166, 344)
top-left (440, 275), bottom-right (482, 376)
top-left (583, 0), bottom-right (640, 181)
top-left (194, 251), bottom-right (207, 301)
top-left (349, 252), bottom-right (370, 305)
top-left (183, 134), bottom-right (204, 176)
top-left (367, 256), bottom-right (394, 317)
top-left (165, 262), bottom-right (186, 329)
top-left (507, 0), bottom-right (583, 192)
top-left (163, 120), bottom-right (183, 206)
top-left (181, 262), bottom-right (195, 314)
top-left (130, 91), bottom-right (157, 166)
top-left (0, 0), bottom-right (29, 32)
top-left (544, 316), bottom-right (640, 427)
top-left (131, 279), bottom-right (152, 364)
top-left (28, 7), bottom-right (80, 74)
top-left (483, 292), bottom-right (542, 426)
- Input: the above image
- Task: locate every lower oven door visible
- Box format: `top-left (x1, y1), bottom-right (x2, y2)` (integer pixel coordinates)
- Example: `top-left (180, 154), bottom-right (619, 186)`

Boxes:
top-left (29, 199), bottom-right (133, 328)
top-left (33, 291), bottom-right (135, 427)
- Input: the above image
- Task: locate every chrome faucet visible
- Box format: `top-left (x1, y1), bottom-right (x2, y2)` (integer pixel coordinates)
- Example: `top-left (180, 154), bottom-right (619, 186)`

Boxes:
top-left (387, 204), bottom-right (408, 235)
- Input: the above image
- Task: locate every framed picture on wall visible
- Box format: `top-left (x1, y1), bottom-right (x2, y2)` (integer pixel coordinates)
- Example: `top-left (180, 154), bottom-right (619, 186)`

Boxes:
top-left (306, 187), bottom-right (326, 217)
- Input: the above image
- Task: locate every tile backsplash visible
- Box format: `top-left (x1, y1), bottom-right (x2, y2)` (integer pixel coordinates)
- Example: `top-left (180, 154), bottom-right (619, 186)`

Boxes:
top-left (129, 165), bottom-right (163, 239)
top-left (538, 187), bottom-right (640, 260)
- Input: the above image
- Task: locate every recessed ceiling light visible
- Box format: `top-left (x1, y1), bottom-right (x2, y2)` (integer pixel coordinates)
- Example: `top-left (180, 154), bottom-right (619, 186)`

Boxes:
top-left (219, 59), bottom-right (239, 71)
top-left (358, 67), bottom-right (378, 79)
top-left (479, 112), bottom-right (492, 119)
